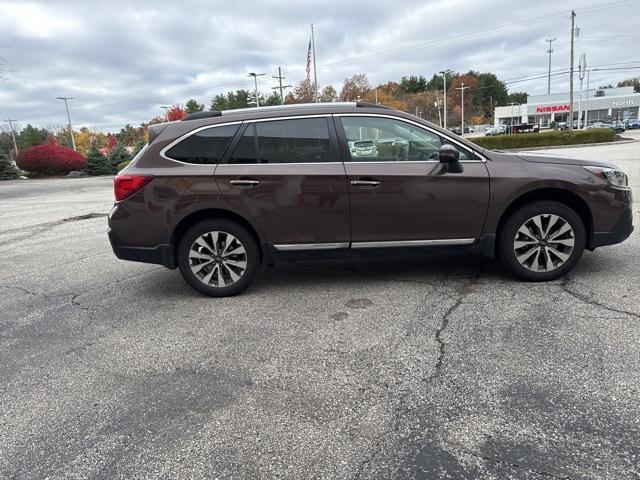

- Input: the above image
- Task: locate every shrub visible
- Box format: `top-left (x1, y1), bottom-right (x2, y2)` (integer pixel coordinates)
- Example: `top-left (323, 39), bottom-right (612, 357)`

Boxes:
top-left (85, 144), bottom-right (114, 176)
top-left (16, 144), bottom-right (85, 175)
top-left (470, 128), bottom-right (616, 150)
top-left (0, 152), bottom-right (20, 180)
top-left (108, 143), bottom-right (131, 169)
top-left (117, 160), bottom-right (131, 172)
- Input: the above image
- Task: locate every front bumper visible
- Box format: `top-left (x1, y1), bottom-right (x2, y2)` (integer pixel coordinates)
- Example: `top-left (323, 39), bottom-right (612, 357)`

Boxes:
top-left (590, 204), bottom-right (634, 249)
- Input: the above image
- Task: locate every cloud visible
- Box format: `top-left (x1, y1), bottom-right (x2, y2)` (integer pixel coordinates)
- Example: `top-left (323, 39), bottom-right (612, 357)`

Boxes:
top-left (0, 0), bottom-right (638, 131)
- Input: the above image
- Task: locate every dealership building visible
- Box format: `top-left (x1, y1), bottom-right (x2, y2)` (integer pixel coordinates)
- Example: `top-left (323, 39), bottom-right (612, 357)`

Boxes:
top-left (494, 86), bottom-right (639, 128)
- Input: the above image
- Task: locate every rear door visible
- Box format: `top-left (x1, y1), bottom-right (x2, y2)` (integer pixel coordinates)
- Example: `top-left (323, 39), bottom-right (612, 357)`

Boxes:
top-left (336, 114), bottom-right (490, 246)
top-left (215, 116), bottom-right (350, 250)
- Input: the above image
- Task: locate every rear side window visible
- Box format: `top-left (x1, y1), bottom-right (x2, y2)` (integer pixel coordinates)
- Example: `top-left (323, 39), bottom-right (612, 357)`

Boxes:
top-left (165, 124), bottom-right (239, 164)
top-left (228, 118), bottom-right (332, 164)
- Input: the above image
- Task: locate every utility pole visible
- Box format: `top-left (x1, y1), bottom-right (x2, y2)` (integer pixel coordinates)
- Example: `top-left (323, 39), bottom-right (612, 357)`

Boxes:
top-left (545, 37), bottom-right (556, 95)
top-left (578, 54), bottom-right (586, 129)
top-left (311, 24), bottom-right (319, 102)
top-left (4, 118), bottom-right (18, 163)
top-left (248, 72), bottom-right (265, 107)
top-left (456, 82), bottom-right (470, 136)
top-left (56, 96), bottom-right (76, 151)
top-left (272, 67), bottom-right (292, 105)
top-left (440, 69), bottom-right (452, 129)
top-left (569, 10), bottom-right (576, 131)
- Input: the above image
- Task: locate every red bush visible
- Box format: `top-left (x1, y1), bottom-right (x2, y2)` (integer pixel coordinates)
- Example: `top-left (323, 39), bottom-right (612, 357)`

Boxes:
top-left (17, 144), bottom-right (86, 175)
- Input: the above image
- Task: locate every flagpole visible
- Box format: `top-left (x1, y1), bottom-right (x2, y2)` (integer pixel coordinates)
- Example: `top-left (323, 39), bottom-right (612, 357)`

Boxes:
top-left (311, 24), bottom-right (318, 102)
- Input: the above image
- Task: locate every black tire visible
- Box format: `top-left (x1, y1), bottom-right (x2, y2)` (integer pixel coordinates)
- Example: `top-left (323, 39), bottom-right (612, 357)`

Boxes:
top-left (498, 201), bottom-right (586, 281)
top-left (177, 219), bottom-right (260, 297)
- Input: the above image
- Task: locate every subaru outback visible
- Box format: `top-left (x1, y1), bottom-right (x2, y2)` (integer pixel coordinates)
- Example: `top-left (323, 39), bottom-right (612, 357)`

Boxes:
top-left (108, 102), bottom-right (633, 296)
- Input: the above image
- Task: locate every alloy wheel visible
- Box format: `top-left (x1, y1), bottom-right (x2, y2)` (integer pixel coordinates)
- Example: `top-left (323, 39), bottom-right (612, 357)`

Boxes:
top-left (189, 231), bottom-right (247, 287)
top-left (513, 214), bottom-right (575, 272)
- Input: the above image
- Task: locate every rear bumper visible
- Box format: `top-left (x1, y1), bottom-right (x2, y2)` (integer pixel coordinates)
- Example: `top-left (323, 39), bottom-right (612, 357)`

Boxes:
top-left (590, 204), bottom-right (634, 249)
top-left (108, 228), bottom-right (176, 269)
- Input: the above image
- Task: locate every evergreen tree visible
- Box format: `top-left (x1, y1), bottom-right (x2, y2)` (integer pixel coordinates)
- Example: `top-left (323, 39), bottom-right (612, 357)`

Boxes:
top-left (185, 99), bottom-right (205, 113)
top-left (0, 151), bottom-right (19, 180)
top-left (132, 138), bottom-right (146, 157)
top-left (84, 143), bottom-right (113, 176)
top-left (108, 143), bottom-right (131, 170)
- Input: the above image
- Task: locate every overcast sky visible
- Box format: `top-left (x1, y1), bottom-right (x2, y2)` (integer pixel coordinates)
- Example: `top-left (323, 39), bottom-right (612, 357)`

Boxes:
top-left (1, 0), bottom-right (639, 132)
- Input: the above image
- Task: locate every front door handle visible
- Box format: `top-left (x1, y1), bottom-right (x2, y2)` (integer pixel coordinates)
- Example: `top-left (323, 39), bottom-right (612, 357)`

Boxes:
top-left (230, 179), bottom-right (260, 187)
top-left (351, 179), bottom-right (381, 188)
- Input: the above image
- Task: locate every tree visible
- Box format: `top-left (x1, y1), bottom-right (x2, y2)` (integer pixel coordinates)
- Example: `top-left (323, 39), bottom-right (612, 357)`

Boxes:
top-left (185, 98), bottom-right (205, 113)
top-left (105, 134), bottom-right (118, 153)
top-left (507, 92), bottom-right (528, 104)
top-left (617, 77), bottom-right (640, 92)
top-left (339, 74), bottom-right (371, 101)
top-left (263, 91), bottom-right (282, 106)
top-left (108, 143), bottom-right (131, 170)
top-left (0, 151), bottom-right (19, 180)
top-left (426, 71), bottom-right (458, 92)
top-left (18, 124), bottom-right (48, 149)
top-left (132, 139), bottom-right (146, 157)
top-left (319, 85), bottom-right (338, 103)
top-left (84, 143), bottom-right (112, 176)
top-left (289, 79), bottom-right (315, 103)
top-left (117, 124), bottom-right (143, 146)
top-left (399, 75), bottom-right (427, 93)
top-left (166, 105), bottom-right (187, 121)
top-left (450, 74), bottom-right (479, 117)
top-left (210, 90), bottom-right (252, 111)
top-left (46, 134), bottom-right (57, 145)
top-left (476, 72), bottom-right (508, 114)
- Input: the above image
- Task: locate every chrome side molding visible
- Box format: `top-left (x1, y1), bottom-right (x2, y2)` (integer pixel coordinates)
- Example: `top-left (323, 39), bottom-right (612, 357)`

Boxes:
top-left (351, 238), bottom-right (476, 249)
top-left (273, 242), bottom-right (349, 251)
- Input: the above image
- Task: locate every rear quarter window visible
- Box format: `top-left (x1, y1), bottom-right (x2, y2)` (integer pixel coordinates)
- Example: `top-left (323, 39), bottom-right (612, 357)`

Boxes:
top-left (165, 124), bottom-right (239, 164)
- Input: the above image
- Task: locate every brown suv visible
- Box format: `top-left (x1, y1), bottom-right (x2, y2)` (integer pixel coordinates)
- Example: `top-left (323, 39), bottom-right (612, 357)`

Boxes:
top-left (108, 102), bottom-right (633, 296)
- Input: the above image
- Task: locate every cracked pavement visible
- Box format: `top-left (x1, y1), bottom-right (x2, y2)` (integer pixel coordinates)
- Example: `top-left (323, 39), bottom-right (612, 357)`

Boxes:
top-left (0, 137), bottom-right (639, 479)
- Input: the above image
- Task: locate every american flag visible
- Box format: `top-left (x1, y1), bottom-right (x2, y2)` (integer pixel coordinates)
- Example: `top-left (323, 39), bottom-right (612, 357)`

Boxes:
top-left (306, 37), bottom-right (312, 82)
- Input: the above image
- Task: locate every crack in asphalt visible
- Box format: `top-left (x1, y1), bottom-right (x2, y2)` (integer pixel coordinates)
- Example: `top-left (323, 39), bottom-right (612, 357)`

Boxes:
top-left (0, 285), bottom-right (48, 297)
top-left (560, 275), bottom-right (640, 320)
top-left (457, 448), bottom-right (575, 480)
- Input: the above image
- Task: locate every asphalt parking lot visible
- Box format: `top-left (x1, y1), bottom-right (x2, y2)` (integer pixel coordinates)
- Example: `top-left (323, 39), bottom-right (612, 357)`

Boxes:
top-left (1, 135), bottom-right (639, 479)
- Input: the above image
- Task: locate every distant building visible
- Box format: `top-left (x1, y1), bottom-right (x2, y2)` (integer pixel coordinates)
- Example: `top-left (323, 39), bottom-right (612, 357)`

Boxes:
top-left (494, 86), bottom-right (639, 128)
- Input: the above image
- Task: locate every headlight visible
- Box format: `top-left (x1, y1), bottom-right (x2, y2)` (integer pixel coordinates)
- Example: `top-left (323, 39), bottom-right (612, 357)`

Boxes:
top-left (583, 166), bottom-right (628, 188)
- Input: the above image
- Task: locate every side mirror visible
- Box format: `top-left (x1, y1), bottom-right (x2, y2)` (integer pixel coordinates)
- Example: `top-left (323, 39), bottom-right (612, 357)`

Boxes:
top-left (439, 144), bottom-right (460, 163)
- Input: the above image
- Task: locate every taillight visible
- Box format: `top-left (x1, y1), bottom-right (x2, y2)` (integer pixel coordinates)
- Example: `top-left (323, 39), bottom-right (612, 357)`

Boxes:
top-left (114, 175), bottom-right (153, 201)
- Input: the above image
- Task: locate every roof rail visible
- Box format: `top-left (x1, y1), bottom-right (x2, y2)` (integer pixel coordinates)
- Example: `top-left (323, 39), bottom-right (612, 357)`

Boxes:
top-left (356, 101), bottom-right (392, 109)
top-left (220, 102), bottom-right (357, 116)
top-left (182, 111), bottom-right (222, 121)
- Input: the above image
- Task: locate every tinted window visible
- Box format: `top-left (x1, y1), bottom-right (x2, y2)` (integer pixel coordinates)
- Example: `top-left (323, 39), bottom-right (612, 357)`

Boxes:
top-left (340, 116), bottom-right (471, 161)
top-left (165, 124), bottom-right (239, 164)
top-left (229, 124), bottom-right (258, 164)
top-left (229, 118), bottom-right (332, 164)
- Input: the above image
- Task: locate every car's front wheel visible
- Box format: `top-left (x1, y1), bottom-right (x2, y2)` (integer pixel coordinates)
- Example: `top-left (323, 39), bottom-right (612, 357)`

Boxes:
top-left (498, 201), bottom-right (586, 281)
top-left (177, 219), bottom-right (260, 297)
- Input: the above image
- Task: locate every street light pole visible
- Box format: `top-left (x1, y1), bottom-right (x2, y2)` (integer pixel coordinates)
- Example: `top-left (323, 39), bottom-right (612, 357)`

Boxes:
top-left (160, 105), bottom-right (170, 121)
top-left (56, 97), bottom-right (76, 151)
top-left (456, 82), bottom-right (470, 137)
top-left (440, 69), bottom-right (452, 129)
top-left (508, 102), bottom-right (519, 134)
top-left (584, 68), bottom-right (592, 129)
top-left (248, 72), bottom-right (266, 107)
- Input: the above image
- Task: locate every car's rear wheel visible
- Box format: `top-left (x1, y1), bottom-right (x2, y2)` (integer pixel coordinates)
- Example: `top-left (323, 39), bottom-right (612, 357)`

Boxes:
top-left (498, 201), bottom-right (586, 281)
top-left (178, 219), bottom-right (260, 297)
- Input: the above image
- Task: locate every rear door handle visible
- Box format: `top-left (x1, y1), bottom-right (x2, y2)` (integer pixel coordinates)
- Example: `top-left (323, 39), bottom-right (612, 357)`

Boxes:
top-left (351, 179), bottom-right (381, 188)
top-left (230, 179), bottom-right (260, 187)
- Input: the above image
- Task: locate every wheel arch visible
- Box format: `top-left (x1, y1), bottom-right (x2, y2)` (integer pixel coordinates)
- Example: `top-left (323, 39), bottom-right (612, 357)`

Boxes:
top-left (494, 188), bottom-right (594, 255)
top-left (170, 208), bottom-right (264, 262)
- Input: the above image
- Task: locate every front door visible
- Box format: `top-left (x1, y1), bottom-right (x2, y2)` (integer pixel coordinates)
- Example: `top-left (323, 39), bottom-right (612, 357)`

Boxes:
top-left (215, 116), bottom-right (350, 250)
top-left (336, 115), bottom-right (490, 245)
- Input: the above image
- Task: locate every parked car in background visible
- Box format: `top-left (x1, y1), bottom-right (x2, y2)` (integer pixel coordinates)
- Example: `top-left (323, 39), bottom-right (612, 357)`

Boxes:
top-left (349, 140), bottom-right (378, 158)
top-left (486, 126), bottom-right (506, 136)
top-left (108, 102), bottom-right (633, 296)
top-left (625, 119), bottom-right (640, 129)
top-left (610, 122), bottom-right (626, 134)
top-left (556, 122), bottom-right (569, 131)
top-left (450, 126), bottom-right (462, 135)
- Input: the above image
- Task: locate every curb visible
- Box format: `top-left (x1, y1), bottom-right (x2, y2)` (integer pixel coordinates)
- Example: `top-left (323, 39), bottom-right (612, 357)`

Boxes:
top-left (495, 138), bottom-right (639, 152)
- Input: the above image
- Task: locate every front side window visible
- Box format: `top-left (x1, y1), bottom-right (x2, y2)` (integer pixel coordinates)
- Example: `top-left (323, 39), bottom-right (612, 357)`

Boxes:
top-left (339, 116), bottom-right (471, 161)
top-left (228, 117), bottom-right (332, 164)
top-left (165, 124), bottom-right (239, 164)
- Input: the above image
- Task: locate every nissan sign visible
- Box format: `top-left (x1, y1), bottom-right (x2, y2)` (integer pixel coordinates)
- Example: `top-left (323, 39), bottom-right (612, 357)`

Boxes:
top-left (536, 105), bottom-right (571, 113)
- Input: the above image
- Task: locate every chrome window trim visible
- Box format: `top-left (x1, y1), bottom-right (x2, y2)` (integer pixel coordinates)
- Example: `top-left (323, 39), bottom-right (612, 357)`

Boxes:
top-left (159, 120), bottom-right (244, 164)
top-left (216, 162), bottom-right (342, 167)
top-left (335, 113), bottom-right (487, 163)
top-left (351, 238), bottom-right (476, 249)
top-left (273, 242), bottom-right (349, 251)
